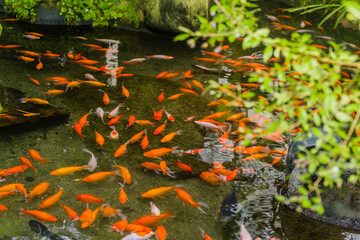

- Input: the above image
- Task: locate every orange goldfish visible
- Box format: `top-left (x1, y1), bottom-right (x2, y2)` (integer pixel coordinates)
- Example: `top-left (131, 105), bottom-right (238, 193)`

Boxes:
top-left (173, 160), bottom-right (192, 172)
top-left (141, 185), bottom-right (181, 199)
top-left (94, 130), bottom-right (105, 145)
top-left (119, 182), bottom-right (127, 204)
top-left (50, 166), bottom-right (87, 176)
top-left (153, 107), bottom-right (164, 121)
top-left (26, 182), bottom-right (50, 202)
top-left (135, 120), bottom-right (154, 125)
top-left (199, 172), bottom-right (227, 185)
top-left (113, 165), bottom-right (131, 184)
top-left (114, 140), bottom-right (130, 157)
top-left (204, 111), bottom-right (230, 120)
top-left (132, 210), bottom-right (173, 226)
top-left (76, 194), bottom-right (103, 204)
top-left (158, 89), bottom-right (164, 102)
top-left (0, 205), bottom-right (7, 212)
top-left (28, 149), bottom-right (49, 165)
top-left (156, 225), bottom-right (167, 240)
top-left (141, 162), bottom-right (161, 173)
top-left (101, 205), bottom-right (122, 217)
top-left (180, 88), bottom-right (198, 96)
top-left (0, 165), bottom-right (28, 177)
top-left (122, 84), bottom-right (130, 97)
top-left (73, 122), bottom-right (84, 139)
top-left (200, 227), bottom-right (213, 240)
top-left (161, 130), bottom-right (182, 143)
top-left (99, 90), bottom-right (110, 105)
top-left (107, 114), bottom-right (123, 125)
top-left (202, 51), bottom-right (225, 58)
top-left (143, 146), bottom-right (178, 158)
top-left (43, 89), bottom-right (64, 96)
top-left (126, 115), bottom-right (136, 129)
top-left (242, 153), bottom-right (269, 162)
top-left (82, 171), bottom-right (118, 183)
top-left (36, 60), bottom-right (43, 70)
top-left (78, 110), bottom-right (92, 127)
top-left (153, 120), bottom-right (167, 135)
top-left (38, 187), bottom-right (63, 209)
top-left (17, 56), bottom-right (34, 62)
top-left (176, 188), bottom-right (209, 214)
top-left (270, 157), bottom-right (282, 165)
top-left (20, 209), bottom-right (57, 222)
top-left (168, 93), bottom-right (184, 100)
top-left (0, 183), bottom-right (24, 192)
top-left (60, 203), bottom-right (79, 220)
top-left (0, 191), bottom-right (17, 199)
top-left (141, 130), bottom-right (149, 150)
top-left (29, 77), bottom-right (40, 85)
top-left (192, 80), bottom-right (205, 91)
top-left (159, 161), bottom-right (175, 178)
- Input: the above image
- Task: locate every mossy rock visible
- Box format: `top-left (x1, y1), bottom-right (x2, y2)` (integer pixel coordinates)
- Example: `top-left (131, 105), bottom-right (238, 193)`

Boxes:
top-left (0, 86), bottom-right (69, 132)
top-left (137, 0), bottom-right (209, 33)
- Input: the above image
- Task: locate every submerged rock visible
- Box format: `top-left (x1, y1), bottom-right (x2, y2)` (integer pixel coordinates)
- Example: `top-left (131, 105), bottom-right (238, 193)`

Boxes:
top-left (0, 86), bottom-right (69, 132)
top-left (283, 130), bottom-right (360, 230)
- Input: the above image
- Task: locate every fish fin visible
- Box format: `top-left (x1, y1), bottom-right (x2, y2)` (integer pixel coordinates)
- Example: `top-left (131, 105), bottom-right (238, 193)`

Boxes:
top-left (198, 202), bottom-right (210, 209)
top-left (175, 184), bottom-right (184, 189)
top-left (19, 98), bottom-right (27, 103)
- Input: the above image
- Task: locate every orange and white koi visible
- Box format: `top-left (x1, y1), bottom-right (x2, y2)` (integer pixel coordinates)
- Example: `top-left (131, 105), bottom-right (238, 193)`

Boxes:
top-left (108, 104), bottom-right (124, 118)
top-left (109, 126), bottom-right (119, 140)
top-left (165, 111), bottom-right (174, 122)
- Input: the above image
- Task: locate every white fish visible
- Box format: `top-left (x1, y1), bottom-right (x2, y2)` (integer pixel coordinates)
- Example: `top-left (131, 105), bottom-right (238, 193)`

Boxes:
top-left (237, 219), bottom-right (252, 240)
top-left (108, 104), bottom-right (124, 118)
top-left (96, 107), bottom-right (105, 123)
top-left (108, 126), bottom-right (119, 140)
top-left (300, 20), bottom-right (306, 28)
top-left (122, 231), bottom-right (154, 240)
top-left (124, 58), bottom-right (146, 63)
top-left (83, 148), bottom-right (97, 172)
top-left (85, 73), bottom-right (98, 81)
top-left (150, 201), bottom-right (161, 216)
top-left (95, 38), bottom-right (120, 44)
top-left (147, 55), bottom-right (174, 60)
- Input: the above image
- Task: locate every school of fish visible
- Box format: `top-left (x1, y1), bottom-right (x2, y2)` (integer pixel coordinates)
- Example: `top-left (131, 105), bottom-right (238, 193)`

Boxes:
top-left (0, 5), bottom-right (358, 240)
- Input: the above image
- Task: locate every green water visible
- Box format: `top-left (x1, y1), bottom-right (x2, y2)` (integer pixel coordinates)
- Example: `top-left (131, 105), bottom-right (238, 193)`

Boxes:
top-left (0, 1), bottom-right (359, 239)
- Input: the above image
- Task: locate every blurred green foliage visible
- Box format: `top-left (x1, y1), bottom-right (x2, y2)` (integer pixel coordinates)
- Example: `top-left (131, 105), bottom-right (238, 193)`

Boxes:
top-left (3, 0), bottom-right (141, 27)
top-left (175, 0), bottom-right (360, 214)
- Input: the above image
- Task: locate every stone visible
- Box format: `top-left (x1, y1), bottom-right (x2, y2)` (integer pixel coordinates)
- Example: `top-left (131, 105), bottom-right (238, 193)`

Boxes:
top-left (283, 129), bottom-right (360, 230)
top-left (0, 86), bottom-right (69, 132)
top-left (136, 0), bottom-right (209, 33)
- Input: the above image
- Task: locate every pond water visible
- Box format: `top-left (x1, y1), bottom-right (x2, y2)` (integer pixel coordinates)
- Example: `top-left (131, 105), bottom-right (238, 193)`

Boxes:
top-left (0, 1), bottom-right (359, 239)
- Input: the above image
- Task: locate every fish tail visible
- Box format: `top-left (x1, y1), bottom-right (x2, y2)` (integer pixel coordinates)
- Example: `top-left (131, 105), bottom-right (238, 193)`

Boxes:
top-left (41, 158), bottom-right (49, 165)
top-left (171, 146), bottom-right (180, 154)
top-left (19, 98), bottom-right (28, 103)
top-left (198, 202), bottom-right (209, 209)
top-left (174, 184), bottom-right (184, 189)
top-left (197, 206), bottom-right (207, 214)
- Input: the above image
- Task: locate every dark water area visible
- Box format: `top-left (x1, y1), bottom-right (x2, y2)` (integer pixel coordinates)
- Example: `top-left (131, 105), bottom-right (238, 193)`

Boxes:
top-left (0, 0), bottom-right (359, 239)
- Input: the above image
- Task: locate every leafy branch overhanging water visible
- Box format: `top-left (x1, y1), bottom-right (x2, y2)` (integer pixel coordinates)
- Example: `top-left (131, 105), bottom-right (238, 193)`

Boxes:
top-left (175, 0), bottom-right (360, 214)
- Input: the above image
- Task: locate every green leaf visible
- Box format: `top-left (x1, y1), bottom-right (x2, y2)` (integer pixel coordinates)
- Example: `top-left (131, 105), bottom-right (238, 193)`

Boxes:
top-left (263, 45), bottom-right (273, 62)
top-left (334, 111), bottom-right (352, 122)
top-left (173, 33), bottom-right (190, 42)
top-left (301, 198), bottom-right (311, 208)
top-left (0, 103), bottom-right (3, 113)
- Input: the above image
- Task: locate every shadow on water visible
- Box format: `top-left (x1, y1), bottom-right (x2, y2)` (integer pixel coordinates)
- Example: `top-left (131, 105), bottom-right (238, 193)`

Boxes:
top-left (0, 0), bottom-right (359, 239)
